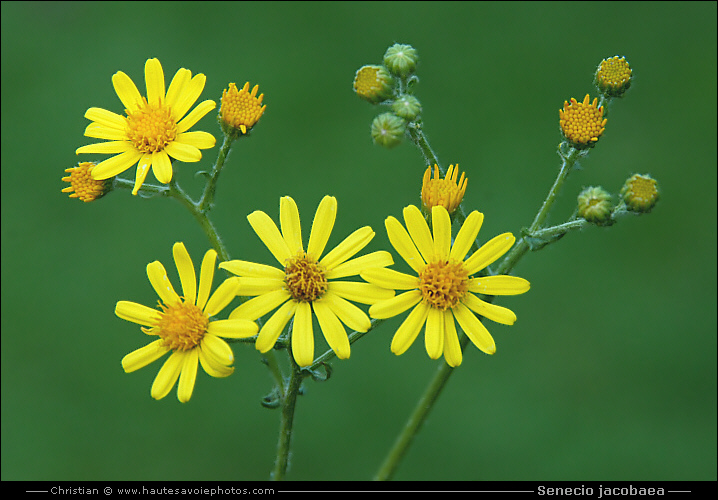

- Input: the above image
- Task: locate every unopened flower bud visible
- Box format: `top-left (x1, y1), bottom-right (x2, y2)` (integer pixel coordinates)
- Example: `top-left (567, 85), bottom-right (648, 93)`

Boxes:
top-left (595, 56), bottom-right (632, 98)
top-left (383, 43), bottom-right (418, 78)
top-left (392, 94), bottom-right (422, 121)
top-left (621, 174), bottom-right (659, 213)
top-left (353, 65), bottom-right (394, 104)
top-left (577, 186), bottom-right (613, 225)
top-left (371, 113), bottom-right (406, 149)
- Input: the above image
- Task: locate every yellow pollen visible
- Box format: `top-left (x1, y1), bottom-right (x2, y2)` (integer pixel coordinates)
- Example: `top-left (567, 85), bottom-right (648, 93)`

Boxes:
top-left (284, 252), bottom-right (327, 302)
top-left (559, 94), bottom-right (607, 147)
top-left (419, 259), bottom-right (469, 311)
top-left (421, 164), bottom-right (467, 214)
top-left (125, 98), bottom-right (177, 153)
top-left (154, 300), bottom-right (209, 352)
top-left (220, 82), bottom-right (266, 134)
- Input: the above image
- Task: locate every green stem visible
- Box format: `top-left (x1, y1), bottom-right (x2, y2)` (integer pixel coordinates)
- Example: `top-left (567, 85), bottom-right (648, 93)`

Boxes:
top-left (168, 179), bottom-right (231, 262)
top-left (374, 333), bottom-right (471, 481)
top-left (407, 122), bottom-right (442, 173)
top-left (199, 133), bottom-right (235, 213)
top-left (271, 352), bottom-right (302, 481)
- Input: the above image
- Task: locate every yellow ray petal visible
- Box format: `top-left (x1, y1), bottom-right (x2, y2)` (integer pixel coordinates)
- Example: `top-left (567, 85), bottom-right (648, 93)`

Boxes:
top-left (172, 242), bottom-right (196, 305)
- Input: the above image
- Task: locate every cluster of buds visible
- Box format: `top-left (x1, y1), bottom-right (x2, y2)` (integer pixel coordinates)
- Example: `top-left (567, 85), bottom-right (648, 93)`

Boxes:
top-left (353, 43), bottom-right (421, 149)
top-left (577, 174), bottom-right (660, 226)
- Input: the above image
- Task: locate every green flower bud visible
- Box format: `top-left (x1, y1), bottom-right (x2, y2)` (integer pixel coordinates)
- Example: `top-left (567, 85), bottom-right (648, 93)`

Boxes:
top-left (353, 65), bottom-right (394, 104)
top-left (577, 186), bottom-right (614, 225)
top-left (391, 94), bottom-right (422, 121)
top-left (595, 56), bottom-right (632, 98)
top-left (383, 43), bottom-right (418, 78)
top-left (371, 112), bottom-right (406, 149)
top-left (621, 174), bottom-right (659, 213)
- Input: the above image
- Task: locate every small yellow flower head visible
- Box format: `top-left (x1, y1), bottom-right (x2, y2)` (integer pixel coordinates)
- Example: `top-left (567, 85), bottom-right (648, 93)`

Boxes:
top-left (383, 43), bottom-right (418, 78)
top-left (595, 56), bottom-right (632, 98)
top-left (371, 112), bottom-right (406, 149)
top-left (577, 186), bottom-right (613, 225)
top-left (421, 164), bottom-right (467, 215)
top-left (392, 94), bottom-right (422, 121)
top-left (220, 82), bottom-right (267, 134)
top-left (353, 65), bottom-right (394, 104)
top-left (61, 162), bottom-right (112, 202)
top-left (621, 174), bottom-right (660, 213)
top-left (559, 94), bottom-right (608, 149)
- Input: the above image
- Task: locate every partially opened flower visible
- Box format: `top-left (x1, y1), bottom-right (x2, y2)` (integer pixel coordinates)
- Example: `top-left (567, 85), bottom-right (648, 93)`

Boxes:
top-left (219, 196), bottom-right (394, 367)
top-left (117, 242), bottom-right (257, 402)
top-left (76, 58), bottom-right (216, 195)
top-left (362, 205), bottom-right (530, 367)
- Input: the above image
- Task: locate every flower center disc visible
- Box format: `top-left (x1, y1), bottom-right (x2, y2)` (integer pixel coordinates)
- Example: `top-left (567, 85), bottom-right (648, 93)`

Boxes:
top-left (126, 99), bottom-right (177, 153)
top-left (419, 260), bottom-right (469, 310)
top-left (284, 252), bottom-right (327, 302)
top-left (156, 300), bottom-right (208, 351)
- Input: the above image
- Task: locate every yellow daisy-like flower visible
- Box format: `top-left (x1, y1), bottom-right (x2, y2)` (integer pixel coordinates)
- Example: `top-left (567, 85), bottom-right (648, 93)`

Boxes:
top-left (361, 205), bottom-right (530, 367)
top-left (220, 82), bottom-right (267, 134)
top-left (559, 94), bottom-right (607, 149)
top-left (117, 242), bottom-right (258, 402)
top-left (76, 58), bottom-right (217, 195)
top-left (219, 196), bottom-right (395, 367)
top-left (61, 162), bottom-right (111, 202)
top-left (421, 164), bottom-right (467, 215)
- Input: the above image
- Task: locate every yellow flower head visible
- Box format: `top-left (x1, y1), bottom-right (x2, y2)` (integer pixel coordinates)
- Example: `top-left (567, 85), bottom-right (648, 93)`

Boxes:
top-left (76, 58), bottom-right (217, 195)
top-left (116, 242), bottom-right (258, 402)
top-left (621, 173), bottom-right (659, 213)
top-left (421, 164), bottom-right (467, 215)
top-left (220, 82), bottom-right (266, 134)
top-left (559, 94), bottom-right (607, 149)
top-left (219, 196), bottom-right (394, 367)
top-left (61, 162), bottom-right (111, 202)
top-left (353, 65), bottom-right (394, 104)
top-left (595, 56), bottom-right (632, 97)
top-left (361, 205), bottom-right (530, 367)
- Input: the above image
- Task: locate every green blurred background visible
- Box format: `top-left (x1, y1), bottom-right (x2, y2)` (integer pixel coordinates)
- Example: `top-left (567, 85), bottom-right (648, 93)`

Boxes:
top-left (2, 1), bottom-right (715, 481)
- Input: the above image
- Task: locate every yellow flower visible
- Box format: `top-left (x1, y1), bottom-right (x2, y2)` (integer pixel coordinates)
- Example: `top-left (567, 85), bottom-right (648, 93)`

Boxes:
top-left (219, 196), bottom-right (394, 367)
top-left (361, 205), bottom-right (530, 367)
top-left (220, 82), bottom-right (267, 134)
top-left (117, 242), bottom-right (257, 402)
top-left (559, 94), bottom-right (607, 148)
top-left (76, 58), bottom-right (216, 195)
top-left (61, 162), bottom-right (111, 202)
top-left (421, 164), bottom-right (467, 214)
